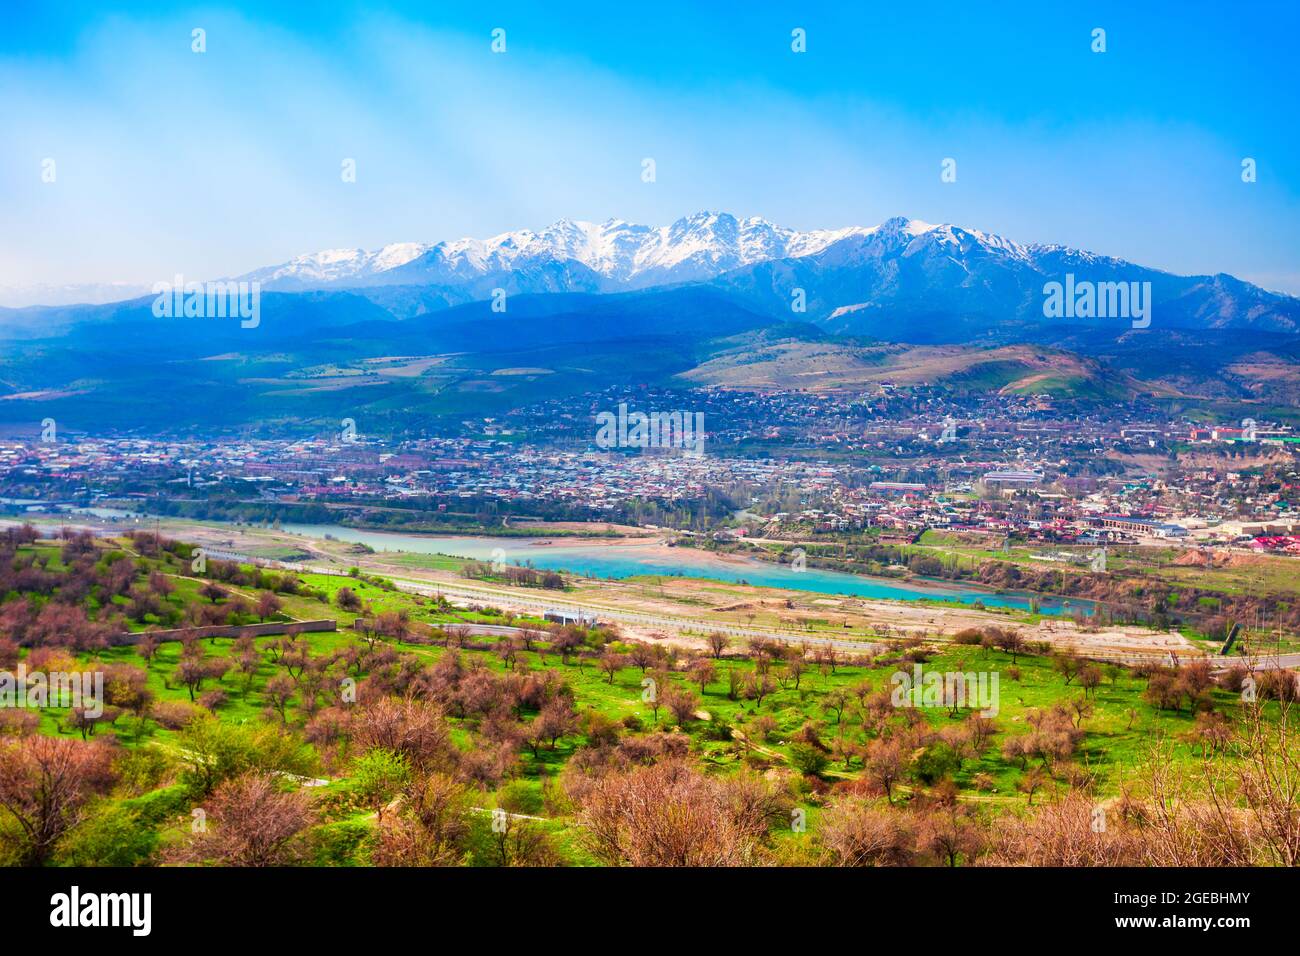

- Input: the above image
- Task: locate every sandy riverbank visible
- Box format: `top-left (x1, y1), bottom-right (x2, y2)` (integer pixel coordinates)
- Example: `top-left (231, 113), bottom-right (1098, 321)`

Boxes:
top-left (12, 514), bottom-right (1204, 661)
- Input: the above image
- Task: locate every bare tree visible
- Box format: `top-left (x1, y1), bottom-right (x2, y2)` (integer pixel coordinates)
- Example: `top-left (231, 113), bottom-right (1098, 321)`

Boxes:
top-left (817, 798), bottom-right (915, 866)
top-left (264, 674), bottom-right (296, 724)
top-left (0, 735), bottom-right (115, 865)
top-left (575, 761), bottom-right (784, 866)
top-left (136, 632), bottom-right (161, 669)
top-left (863, 737), bottom-right (905, 803)
top-left (372, 772), bottom-right (470, 867)
top-left (686, 658), bottom-right (716, 694)
top-left (822, 688), bottom-right (850, 724)
top-left (664, 687), bottom-right (700, 727)
top-left (255, 591), bottom-right (283, 622)
top-left (198, 582), bottom-right (227, 605)
top-left (597, 653), bottom-right (626, 685)
top-left (167, 772), bottom-right (312, 866)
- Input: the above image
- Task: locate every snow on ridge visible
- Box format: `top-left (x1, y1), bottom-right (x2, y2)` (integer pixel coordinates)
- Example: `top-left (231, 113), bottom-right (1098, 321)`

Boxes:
top-left (244, 242), bottom-right (433, 284)
top-left (245, 213), bottom-right (1104, 289)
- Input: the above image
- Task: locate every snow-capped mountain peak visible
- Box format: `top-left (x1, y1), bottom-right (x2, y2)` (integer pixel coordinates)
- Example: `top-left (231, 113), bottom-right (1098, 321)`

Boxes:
top-left (231, 212), bottom-right (1103, 294)
top-left (368, 211), bottom-right (880, 291)
top-left (239, 242), bottom-right (433, 289)
top-left (13, 212), bottom-right (1298, 339)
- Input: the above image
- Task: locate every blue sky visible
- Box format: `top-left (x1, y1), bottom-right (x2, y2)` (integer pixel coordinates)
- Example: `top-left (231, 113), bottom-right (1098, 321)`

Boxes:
top-left (2, 0), bottom-right (1298, 294)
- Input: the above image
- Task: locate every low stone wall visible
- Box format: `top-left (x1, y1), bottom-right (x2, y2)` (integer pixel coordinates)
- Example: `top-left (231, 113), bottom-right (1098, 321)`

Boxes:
top-left (111, 619), bottom-right (337, 647)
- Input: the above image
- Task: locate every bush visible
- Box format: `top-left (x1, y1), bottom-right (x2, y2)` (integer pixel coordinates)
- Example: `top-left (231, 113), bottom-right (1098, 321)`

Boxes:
top-left (55, 801), bottom-right (158, 867)
top-left (120, 784), bottom-right (193, 826)
top-left (0, 817), bottom-right (25, 866)
top-left (912, 743), bottom-right (960, 784)
top-left (152, 700), bottom-right (203, 730)
top-left (198, 689), bottom-right (228, 712)
top-left (178, 714), bottom-right (319, 797)
top-left (310, 819), bottom-right (373, 866)
top-left (0, 709), bottom-right (40, 737)
top-left (113, 746), bottom-right (176, 795)
top-left (789, 742), bottom-right (829, 778)
top-left (1218, 665), bottom-right (1249, 693)
top-left (703, 719), bottom-right (733, 742)
top-left (750, 714), bottom-right (779, 743)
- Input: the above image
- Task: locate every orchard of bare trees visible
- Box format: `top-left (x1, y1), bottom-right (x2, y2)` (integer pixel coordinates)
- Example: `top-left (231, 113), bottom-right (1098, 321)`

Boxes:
top-left (3, 525), bottom-right (1299, 870)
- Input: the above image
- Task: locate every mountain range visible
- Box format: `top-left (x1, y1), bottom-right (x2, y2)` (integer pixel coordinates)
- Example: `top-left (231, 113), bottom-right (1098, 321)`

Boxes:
top-left (1, 211), bottom-right (1298, 434)
top-left (224, 211), bottom-right (1300, 339)
top-left (234, 213), bottom-right (873, 294)
top-left (5, 211), bottom-right (1299, 335)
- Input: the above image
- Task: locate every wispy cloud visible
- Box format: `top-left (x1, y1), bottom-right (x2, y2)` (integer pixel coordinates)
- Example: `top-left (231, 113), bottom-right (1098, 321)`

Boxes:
top-left (1, 3), bottom-right (1297, 294)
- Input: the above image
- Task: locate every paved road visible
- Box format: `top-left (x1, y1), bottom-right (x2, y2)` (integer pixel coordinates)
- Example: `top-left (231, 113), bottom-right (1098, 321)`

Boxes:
top-left (1213, 651), bottom-right (1300, 671)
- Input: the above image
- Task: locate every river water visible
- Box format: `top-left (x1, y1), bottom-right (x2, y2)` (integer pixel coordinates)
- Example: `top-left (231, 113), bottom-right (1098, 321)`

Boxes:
top-left (12, 509), bottom-right (1088, 616)
top-left (274, 522), bottom-right (1086, 616)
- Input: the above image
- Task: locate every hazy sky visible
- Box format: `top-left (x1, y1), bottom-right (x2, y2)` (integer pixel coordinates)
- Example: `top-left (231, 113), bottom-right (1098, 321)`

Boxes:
top-left (3, 0), bottom-right (1298, 296)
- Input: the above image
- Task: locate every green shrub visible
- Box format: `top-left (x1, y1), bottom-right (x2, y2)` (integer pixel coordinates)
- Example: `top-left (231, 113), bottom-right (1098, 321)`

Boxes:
top-left (912, 743), bottom-right (959, 784)
top-left (310, 819), bottom-right (373, 866)
top-left (114, 745), bottom-right (176, 795)
top-left (121, 784), bottom-right (192, 826)
top-left (56, 801), bottom-right (158, 867)
top-left (789, 743), bottom-right (829, 777)
top-left (179, 714), bottom-right (319, 797)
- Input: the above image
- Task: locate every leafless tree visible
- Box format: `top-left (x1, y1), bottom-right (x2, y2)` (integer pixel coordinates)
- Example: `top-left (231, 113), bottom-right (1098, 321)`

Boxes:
top-left (0, 735), bottom-right (116, 865)
top-left (167, 773), bottom-right (312, 866)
